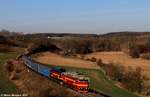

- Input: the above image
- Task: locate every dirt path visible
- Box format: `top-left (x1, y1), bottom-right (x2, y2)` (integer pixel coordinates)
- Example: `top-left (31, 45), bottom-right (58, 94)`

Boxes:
top-left (34, 52), bottom-right (100, 69)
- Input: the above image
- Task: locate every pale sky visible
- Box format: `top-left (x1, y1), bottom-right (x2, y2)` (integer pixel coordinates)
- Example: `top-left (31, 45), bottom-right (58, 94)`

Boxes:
top-left (0, 0), bottom-right (150, 33)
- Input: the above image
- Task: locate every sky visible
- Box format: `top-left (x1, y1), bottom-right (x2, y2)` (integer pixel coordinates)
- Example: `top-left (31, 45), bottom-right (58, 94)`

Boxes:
top-left (0, 0), bottom-right (150, 34)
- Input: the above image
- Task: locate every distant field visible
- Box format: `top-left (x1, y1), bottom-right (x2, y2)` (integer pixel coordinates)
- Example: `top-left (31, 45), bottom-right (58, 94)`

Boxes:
top-left (34, 52), bottom-right (100, 69)
top-left (86, 52), bottom-right (150, 75)
top-left (0, 52), bottom-right (19, 93)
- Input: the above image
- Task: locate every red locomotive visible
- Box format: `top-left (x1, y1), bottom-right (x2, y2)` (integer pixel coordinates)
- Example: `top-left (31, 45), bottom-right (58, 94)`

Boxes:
top-left (50, 67), bottom-right (89, 93)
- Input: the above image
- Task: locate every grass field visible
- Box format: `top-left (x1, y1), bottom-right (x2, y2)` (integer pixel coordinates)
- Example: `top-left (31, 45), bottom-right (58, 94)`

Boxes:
top-left (86, 52), bottom-right (150, 76)
top-left (0, 52), bottom-right (19, 93)
top-left (34, 52), bottom-right (139, 97)
top-left (86, 52), bottom-right (150, 94)
top-left (34, 52), bottom-right (100, 69)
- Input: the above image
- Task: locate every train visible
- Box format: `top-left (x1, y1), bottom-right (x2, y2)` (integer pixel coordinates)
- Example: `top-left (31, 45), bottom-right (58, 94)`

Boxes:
top-left (21, 55), bottom-right (90, 93)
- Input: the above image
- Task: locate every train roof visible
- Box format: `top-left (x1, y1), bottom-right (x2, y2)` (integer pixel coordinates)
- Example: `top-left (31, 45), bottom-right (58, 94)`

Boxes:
top-left (62, 72), bottom-right (90, 82)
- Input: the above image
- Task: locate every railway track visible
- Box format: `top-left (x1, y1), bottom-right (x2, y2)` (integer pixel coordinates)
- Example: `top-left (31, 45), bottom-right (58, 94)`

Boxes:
top-left (69, 89), bottom-right (95, 97)
top-left (70, 89), bottom-right (110, 97)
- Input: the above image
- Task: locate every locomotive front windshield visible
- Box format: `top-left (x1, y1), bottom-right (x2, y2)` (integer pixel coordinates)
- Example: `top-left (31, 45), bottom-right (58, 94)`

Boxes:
top-left (79, 79), bottom-right (89, 82)
top-left (80, 88), bottom-right (88, 91)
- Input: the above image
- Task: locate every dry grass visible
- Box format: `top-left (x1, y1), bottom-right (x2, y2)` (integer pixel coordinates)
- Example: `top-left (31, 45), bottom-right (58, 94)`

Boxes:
top-left (34, 52), bottom-right (100, 69)
top-left (86, 52), bottom-right (150, 75)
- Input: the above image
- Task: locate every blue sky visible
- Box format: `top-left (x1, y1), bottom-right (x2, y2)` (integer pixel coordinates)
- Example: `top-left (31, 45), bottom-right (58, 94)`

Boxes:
top-left (0, 0), bottom-right (150, 33)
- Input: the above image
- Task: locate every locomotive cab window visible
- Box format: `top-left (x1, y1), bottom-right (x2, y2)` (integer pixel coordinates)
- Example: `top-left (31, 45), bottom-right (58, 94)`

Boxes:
top-left (80, 88), bottom-right (88, 91)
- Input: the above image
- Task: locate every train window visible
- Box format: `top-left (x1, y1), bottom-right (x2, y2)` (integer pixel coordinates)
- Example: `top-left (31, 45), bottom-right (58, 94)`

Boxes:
top-left (79, 79), bottom-right (89, 82)
top-left (80, 88), bottom-right (88, 90)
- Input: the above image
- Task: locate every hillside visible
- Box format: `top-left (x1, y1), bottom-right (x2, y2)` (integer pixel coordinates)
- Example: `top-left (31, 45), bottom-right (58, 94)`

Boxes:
top-left (101, 32), bottom-right (150, 38)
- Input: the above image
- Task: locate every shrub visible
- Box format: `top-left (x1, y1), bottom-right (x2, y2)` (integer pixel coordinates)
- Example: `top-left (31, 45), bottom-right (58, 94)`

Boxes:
top-left (90, 57), bottom-right (97, 62)
top-left (96, 59), bottom-right (103, 67)
top-left (4, 61), bottom-right (14, 73)
top-left (121, 67), bottom-right (143, 92)
top-left (49, 87), bottom-right (69, 97)
top-left (141, 53), bottom-right (150, 60)
top-left (38, 87), bottom-right (53, 97)
top-left (10, 72), bottom-right (19, 80)
top-left (104, 63), bottom-right (124, 81)
top-left (15, 68), bottom-right (22, 73)
top-left (129, 45), bottom-right (140, 58)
